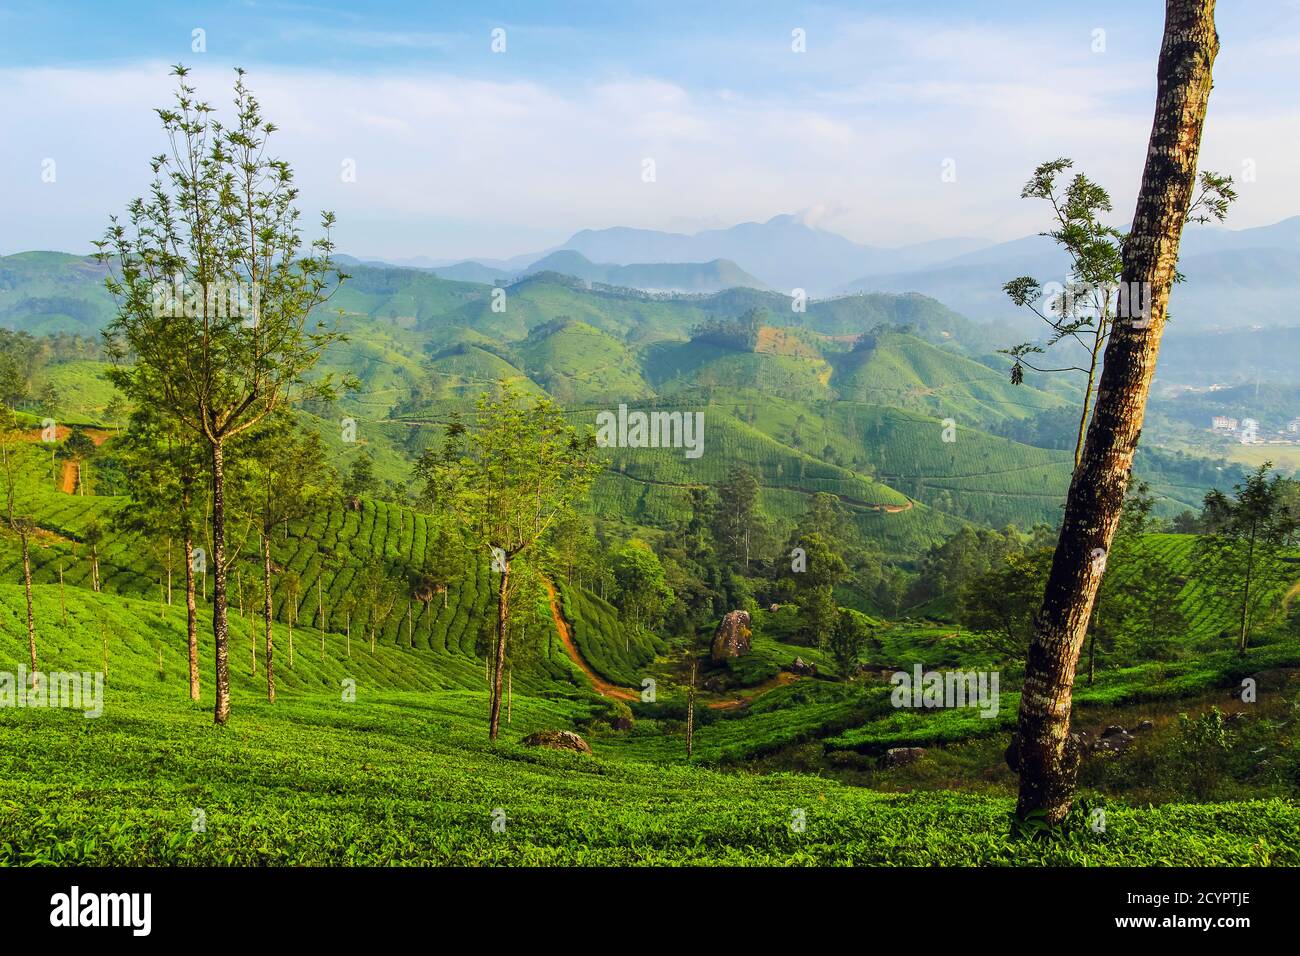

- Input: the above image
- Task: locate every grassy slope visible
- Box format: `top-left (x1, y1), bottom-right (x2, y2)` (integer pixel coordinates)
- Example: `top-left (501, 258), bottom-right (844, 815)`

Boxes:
top-left (0, 444), bottom-right (579, 689)
top-left (515, 321), bottom-right (654, 401)
top-left (832, 331), bottom-right (1068, 425)
top-left (2, 585), bottom-right (1295, 865)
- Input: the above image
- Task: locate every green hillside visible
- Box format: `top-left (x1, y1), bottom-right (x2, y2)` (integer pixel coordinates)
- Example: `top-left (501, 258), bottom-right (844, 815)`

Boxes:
top-left (422, 344), bottom-right (541, 400)
top-left (0, 443), bottom-right (569, 689)
top-left (0, 252), bottom-right (117, 335)
top-left (515, 320), bottom-right (653, 402)
top-left (4, 406), bottom-right (1300, 867)
top-left (832, 329), bottom-right (1067, 424)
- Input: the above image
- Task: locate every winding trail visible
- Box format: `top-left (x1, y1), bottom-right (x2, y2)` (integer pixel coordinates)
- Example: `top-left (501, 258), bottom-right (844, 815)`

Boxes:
top-left (18, 426), bottom-right (112, 494)
top-left (544, 579), bottom-right (638, 701)
top-left (707, 671), bottom-right (800, 710)
top-left (543, 578), bottom-right (803, 709)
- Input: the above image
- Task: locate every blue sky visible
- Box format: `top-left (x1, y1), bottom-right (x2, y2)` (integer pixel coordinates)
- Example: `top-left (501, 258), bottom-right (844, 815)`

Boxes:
top-left (2, 0), bottom-right (1297, 260)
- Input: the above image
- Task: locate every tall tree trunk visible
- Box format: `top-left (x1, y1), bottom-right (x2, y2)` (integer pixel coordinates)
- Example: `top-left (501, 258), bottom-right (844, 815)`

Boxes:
top-left (185, 533), bottom-right (199, 701)
top-left (263, 533), bottom-right (275, 703)
top-left (211, 440), bottom-right (232, 725)
top-left (489, 562), bottom-right (509, 740)
top-left (22, 533), bottom-right (37, 688)
top-left (686, 656), bottom-right (697, 759)
top-left (1011, 0), bottom-right (1219, 824)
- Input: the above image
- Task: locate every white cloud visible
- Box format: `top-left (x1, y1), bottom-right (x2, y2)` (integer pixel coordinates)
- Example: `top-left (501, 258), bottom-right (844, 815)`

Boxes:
top-left (2, 11), bottom-right (1298, 263)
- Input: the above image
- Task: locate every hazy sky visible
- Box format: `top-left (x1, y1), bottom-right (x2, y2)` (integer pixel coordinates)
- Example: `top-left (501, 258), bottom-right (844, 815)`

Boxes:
top-left (2, 0), bottom-right (1297, 260)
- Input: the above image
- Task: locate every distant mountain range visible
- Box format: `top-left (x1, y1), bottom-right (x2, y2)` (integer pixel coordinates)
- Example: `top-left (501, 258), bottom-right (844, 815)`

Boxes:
top-left (347, 211), bottom-right (974, 290)
top-left (397, 250), bottom-right (771, 293)
top-left (842, 216), bottom-right (1300, 331)
top-left (5, 209), bottom-right (1299, 350)
top-left (344, 211), bottom-right (1300, 332)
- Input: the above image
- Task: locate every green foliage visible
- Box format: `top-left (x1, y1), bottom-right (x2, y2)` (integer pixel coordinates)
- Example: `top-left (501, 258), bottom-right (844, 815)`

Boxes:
top-left (610, 540), bottom-right (674, 634)
top-left (829, 608), bottom-right (874, 677)
top-left (958, 549), bottom-right (1053, 662)
top-left (558, 581), bottom-right (662, 687)
top-left (1195, 465), bottom-right (1300, 655)
top-left (3, 668), bottom-right (1295, 864)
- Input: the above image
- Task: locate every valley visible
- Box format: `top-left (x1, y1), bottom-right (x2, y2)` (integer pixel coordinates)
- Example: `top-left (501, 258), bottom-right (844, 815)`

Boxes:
top-left (3, 255), bottom-right (1299, 865)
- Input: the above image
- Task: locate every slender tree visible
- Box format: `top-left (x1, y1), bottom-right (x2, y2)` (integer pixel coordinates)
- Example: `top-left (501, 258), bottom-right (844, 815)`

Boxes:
top-left (83, 520), bottom-right (104, 593)
top-left (248, 418), bottom-right (333, 701)
top-left (58, 428), bottom-right (97, 495)
top-left (97, 66), bottom-right (345, 724)
top-left (711, 466), bottom-right (763, 571)
top-left (1010, 0), bottom-right (1227, 824)
top-left (282, 569), bottom-right (300, 669)
top-left (339, 592), bottom-right (357, 657)
top-left (423, 382), bottom-right (601, 740)
top-left (1196, 465), bottom-right (1298, 656)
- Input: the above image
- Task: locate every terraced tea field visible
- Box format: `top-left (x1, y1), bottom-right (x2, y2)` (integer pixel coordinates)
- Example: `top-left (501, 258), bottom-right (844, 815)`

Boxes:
top-left (3, 590), bottom-right (1297, 866)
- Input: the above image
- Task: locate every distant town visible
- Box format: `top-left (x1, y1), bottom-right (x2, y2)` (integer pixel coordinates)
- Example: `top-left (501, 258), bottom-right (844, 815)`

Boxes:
top-left (1211, 415), bottom-right (1300, 445)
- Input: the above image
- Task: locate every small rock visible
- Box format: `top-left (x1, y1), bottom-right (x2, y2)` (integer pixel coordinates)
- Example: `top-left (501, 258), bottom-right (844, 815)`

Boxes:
top-left (1137, 719), bottom-right (1154, 732)
top-left (1101, 725), bottom-right (1127, 738)
top-left (1095, 732), bottom-right (1135, 753)
top-left (786, 657), bottom-right (817, 676)
top-left (520, 730), bottom-right (591, 754)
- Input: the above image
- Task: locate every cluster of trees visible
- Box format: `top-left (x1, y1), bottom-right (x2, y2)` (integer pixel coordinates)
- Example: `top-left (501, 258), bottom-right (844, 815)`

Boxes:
top-left (907, 523), bottom-right (1057, 611)
top-left (1196, 465), bottom-right (1299, 656)
top-left (561, 468), bottom-right (885, 679)
top-left (0, 329), bottom-right (111, 415)
top-left (689, 308), bottom-right (764, 352)
top-left (953, 469), bottom-right (1300, 681)
top-left (952, 483), bottom-right (1190, 679)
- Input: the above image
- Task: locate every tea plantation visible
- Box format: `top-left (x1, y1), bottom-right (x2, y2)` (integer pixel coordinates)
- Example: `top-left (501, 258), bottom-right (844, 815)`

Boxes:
top-left (3, 583), bottom-right (1299, 866)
